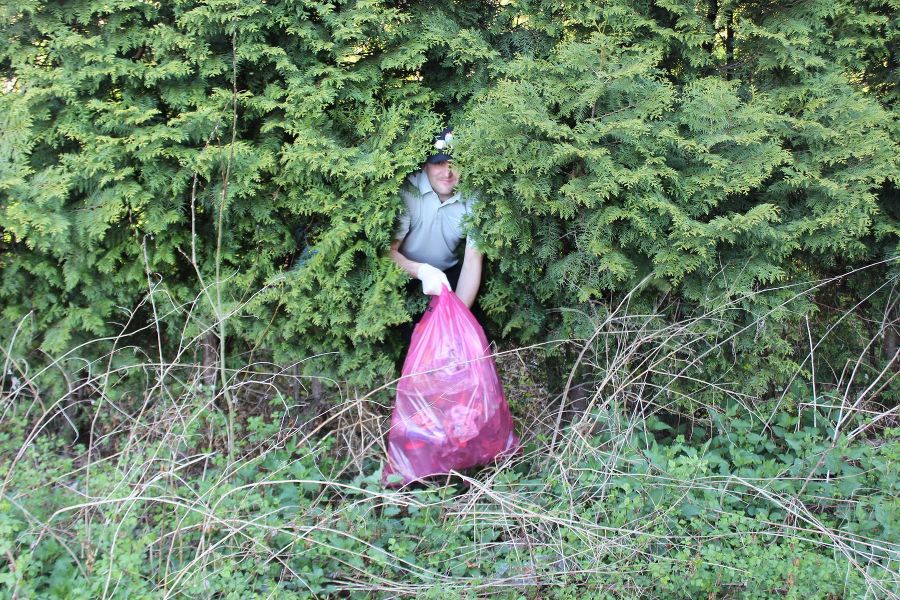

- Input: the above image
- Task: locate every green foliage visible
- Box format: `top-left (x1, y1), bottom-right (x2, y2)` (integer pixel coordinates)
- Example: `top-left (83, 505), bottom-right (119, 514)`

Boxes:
top-left (0, 0), bottom-right (476, 387)
top-left (2, 4), bottom-right (897, 593)
top-left (448, 0), bottom-right (898, 409)
top-left (2, 0), bottom-right (897, 394)
top-left (0, 385), bottom-right (896, 598)
top-left (458, 0), bottom-right (897, 340)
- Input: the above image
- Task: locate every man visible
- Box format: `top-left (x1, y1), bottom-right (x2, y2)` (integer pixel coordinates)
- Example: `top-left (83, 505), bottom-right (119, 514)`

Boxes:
top-left (389, 128), bottom-right (484, 314)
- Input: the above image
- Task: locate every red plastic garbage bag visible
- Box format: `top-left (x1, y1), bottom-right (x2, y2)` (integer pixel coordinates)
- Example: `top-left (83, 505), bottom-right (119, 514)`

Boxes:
top-left (384, 288), bottom-right (519, 486)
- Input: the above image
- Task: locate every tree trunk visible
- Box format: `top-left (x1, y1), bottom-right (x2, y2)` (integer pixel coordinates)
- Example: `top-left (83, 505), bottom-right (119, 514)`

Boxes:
top-left (201, 332), bottom-right (218, 387)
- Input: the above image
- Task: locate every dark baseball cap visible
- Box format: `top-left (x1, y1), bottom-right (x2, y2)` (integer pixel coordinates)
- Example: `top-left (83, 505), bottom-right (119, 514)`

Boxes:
top-left (426, 127), bottom-right (454, 164)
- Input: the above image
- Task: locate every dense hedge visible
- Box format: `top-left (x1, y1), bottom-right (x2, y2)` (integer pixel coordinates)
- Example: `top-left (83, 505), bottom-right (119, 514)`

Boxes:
top-left (1, 0), bottom-right (897, 391)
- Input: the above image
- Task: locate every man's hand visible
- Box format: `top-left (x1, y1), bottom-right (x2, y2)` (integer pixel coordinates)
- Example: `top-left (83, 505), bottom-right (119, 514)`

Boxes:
top-left (416, 264), bottom-right (452, 295)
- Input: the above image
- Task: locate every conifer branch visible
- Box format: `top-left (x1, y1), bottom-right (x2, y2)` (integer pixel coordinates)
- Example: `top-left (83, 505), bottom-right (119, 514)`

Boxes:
top-left (213, 30), bottom-right (240, 465)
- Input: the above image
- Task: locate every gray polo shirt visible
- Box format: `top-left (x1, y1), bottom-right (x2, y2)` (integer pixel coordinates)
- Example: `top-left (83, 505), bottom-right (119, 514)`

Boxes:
top-left (393, 170), bottom-right (477, 271)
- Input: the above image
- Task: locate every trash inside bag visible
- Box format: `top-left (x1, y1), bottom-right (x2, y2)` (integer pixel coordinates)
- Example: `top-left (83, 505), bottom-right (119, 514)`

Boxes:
top-left (384, 288), bottom-right (519, 485)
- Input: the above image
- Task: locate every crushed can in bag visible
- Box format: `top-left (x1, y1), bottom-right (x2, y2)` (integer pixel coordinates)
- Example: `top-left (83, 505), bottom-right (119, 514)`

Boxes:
top-left (384, 288), bottom-right (519, 485)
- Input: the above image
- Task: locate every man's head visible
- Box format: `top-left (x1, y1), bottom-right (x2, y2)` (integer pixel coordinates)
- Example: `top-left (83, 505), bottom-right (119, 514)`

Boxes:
top-left (424, 160), bottom-right (459, 201)
top-left (424, 127), bottom-right (459, 201)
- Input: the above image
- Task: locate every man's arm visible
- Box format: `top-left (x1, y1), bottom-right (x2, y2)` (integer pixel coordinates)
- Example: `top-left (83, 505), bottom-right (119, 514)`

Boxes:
top-left (389, 239), bottom-right (423, 278)
top-left (390, 239), bottom-right (451, 294)
top-left (455, 246), bottom-right (483, 309)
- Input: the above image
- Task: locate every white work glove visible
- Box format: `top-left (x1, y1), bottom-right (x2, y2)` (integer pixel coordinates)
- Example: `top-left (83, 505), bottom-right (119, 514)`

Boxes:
top-left (416, 263), bottom-right (452, 295)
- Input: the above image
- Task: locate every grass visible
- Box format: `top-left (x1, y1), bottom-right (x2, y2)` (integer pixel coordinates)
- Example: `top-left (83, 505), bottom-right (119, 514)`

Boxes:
top-left (0, 264), bottom-right (898, 599)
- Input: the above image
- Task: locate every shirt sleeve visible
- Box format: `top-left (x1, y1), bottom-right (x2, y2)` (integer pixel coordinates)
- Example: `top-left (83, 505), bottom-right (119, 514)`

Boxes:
top-left (463, 195), bottom-right (480, 250)
top-left (393, 207), bottom-right (410, 241)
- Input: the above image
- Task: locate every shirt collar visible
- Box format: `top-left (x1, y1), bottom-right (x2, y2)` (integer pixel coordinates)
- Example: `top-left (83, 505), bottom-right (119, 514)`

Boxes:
top-left (417, 170), bottom-right (461, 205)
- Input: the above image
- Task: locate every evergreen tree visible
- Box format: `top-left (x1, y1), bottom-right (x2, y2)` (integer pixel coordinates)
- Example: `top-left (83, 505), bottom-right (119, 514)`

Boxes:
top-left (456, 0), bottom-right (899, 398)
top-left (1, 0), bottom-right (896, 399)
top-left (0, 0), bottom-right (496, 388)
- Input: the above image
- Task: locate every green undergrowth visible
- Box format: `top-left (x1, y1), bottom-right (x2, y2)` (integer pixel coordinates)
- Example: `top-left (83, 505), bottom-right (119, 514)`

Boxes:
top-left (1, 268), bottom-right (897, 598)
top-left (1, 385), bottom-right (897, 598)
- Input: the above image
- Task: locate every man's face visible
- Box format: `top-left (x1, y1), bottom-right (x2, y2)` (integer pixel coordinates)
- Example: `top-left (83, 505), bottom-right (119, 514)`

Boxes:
top-left (423, 160), bottom-right (459, 201)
